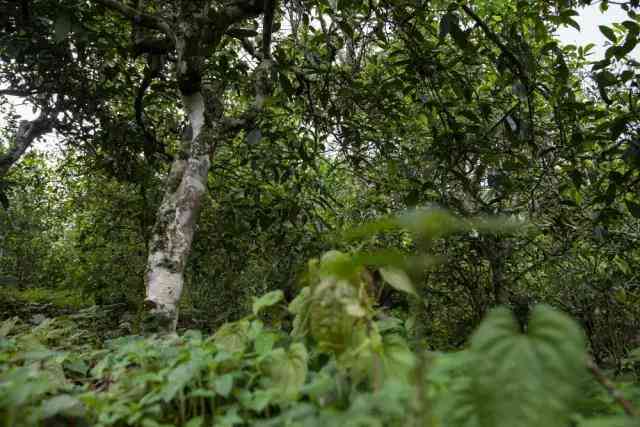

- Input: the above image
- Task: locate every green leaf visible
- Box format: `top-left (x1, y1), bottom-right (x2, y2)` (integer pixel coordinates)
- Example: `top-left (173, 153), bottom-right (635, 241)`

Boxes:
top-left (252, 290), bottom-right (284, 315)
top-left (617, 34), bottom-right (638, 58)
top-left (0, 317), bottom-right (19, 337)
top-left (40, 394), bottom-right (85, 418)
top-left (466, 305), bottom-right (586, 427)
top-left (184, 417), bottom-right (204, 427)
top-left (599, 25), bottom-right (617, 43)
top-left (577, 416), bottom-right (637, 427)
top-left (566, 18), bottom-right (580, 31)
top-left (214, 320), bottom-right (251, 353)
top-left (239, 389), bottom-right (272, 412)
top-left (261, 343), bottom-right (308, 400)
top-left (622, 20), bottom-right (640, 34)
top-left (625, 200), bottom-right (640, 218)
top-left (596, 70), bottom-right (617, 87)
top-left (162, 358), bottom-right (205, 402)
top-left (613, 255), bottom-right (630, 275)
top-left (215, 373), bottom-right (234, 397)
top-left (379, 267), bottom-right (416, 296)
top-left (254, 332), bottom-right (277, 355)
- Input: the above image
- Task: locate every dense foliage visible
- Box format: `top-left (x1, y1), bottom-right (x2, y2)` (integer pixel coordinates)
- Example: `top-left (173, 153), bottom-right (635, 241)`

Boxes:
top-left (1, 0), bottom-right (640, 424)
top-left (1, 278), bottom-right (638, 426)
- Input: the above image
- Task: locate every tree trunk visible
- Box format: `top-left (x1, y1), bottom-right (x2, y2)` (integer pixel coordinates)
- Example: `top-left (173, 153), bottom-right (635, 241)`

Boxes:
top-left (136, 0), bottom-right (269, 331)
top-left (143, 90), bottom-right (211, 330)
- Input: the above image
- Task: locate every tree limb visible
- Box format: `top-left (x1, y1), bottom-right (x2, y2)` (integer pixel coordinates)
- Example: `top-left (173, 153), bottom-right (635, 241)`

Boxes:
top-left (93, 0), bottom-right (175, 43)
top-left (261, 0), bottom-right (276, 59)
top-left (216, 0), bottom-right (265, 25)
top-left (460, 4), bottom-right (528, 86)
top-left (0, 115), bottom-right (54, 177)
top-left (226, 27), bottom-right (259, 39)
top-left (132, 36), bottom-right (174, 56)
top-left (587, 359), bottom-right (639, 417)
top-left (0, 88), bottom-right (37, 97)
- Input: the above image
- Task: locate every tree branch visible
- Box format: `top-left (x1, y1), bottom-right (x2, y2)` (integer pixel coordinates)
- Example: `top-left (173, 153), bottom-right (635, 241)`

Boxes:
top-left (0, 115), bottom-right (54, 177)
top-left (216, 0), bottom-right (265, 24)
top-left (93, 0), bottom-right (175, 43)
top-left (587, 359), bottom-right (639, 417)
top-left (132, 36), bottom-right (174, 56)
top-left (0, 88), bottom-right (37, 97)
top-left (460, 4), bottom-right (528, 86)
top-left (261, 0), bottom-right (276, 59)
top-left (226, 27), bottom-right (259, 39)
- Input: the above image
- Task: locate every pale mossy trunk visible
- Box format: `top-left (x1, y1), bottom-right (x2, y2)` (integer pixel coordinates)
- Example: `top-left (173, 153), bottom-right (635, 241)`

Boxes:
top-left (143, 24), bottom-right (214, 330)
top-left (144, 93), bottom-right (210, 330)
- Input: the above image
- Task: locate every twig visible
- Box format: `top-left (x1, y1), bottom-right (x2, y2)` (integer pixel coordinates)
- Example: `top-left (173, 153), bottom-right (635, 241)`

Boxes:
top-left (587, 358), bottom-right (639, 417)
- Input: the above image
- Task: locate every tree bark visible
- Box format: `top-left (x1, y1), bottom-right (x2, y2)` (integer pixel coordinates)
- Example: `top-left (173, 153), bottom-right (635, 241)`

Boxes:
top-left (143, 93), bottom-right (211, 330)
top-left (0, 115), bottom-right (53, 178)
top-left (142, 10), bottom-right (220, 329)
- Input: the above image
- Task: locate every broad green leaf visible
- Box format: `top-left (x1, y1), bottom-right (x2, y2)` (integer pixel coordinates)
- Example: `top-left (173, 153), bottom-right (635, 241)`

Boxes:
top-left (214, 320), bottom-right (251, 353)
top-left (465, 306), bottom-right (586, 427)
top-left (215, 406), bottom-right (244, 426)
top-left (288, 286), bottom-right (312, 338)
top-left (162, 357), bottom-right (206, 402)
top-left (318, 250), bottom-right (359, 280)
top-left (252, 290), bottom-right (284, 315)
top-left (379, 267), bottom-right (416, 296)
top-left (239, 389), bottom-right (272, 412)
top-left (261, 343), bottom-right (308, 400)
top-left (215, 373), bottom-right (234, 397)
top-left (566, 18), bottom-right (581, 31)
top-left (254, 331), bottom-right (277, 355)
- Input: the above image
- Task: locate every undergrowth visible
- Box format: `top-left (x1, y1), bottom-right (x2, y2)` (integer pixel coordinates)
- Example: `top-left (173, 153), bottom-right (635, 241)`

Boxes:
top-left (1, 254), bottom-right (639, 426)
top-left (1, 211), bottom-right (638, 426)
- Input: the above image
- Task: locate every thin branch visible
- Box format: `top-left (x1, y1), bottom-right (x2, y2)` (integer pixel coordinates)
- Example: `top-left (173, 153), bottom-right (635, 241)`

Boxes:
top-left (240, 37), bottom-right (259, 58)
top-left (93, 0), bottom-right (175, 43)
top-left (0, 88), bottom-right (37, 97)
top-left (587, 359), bottom-right (639, 417)
top-left (227, 27), bottom-right (259, 39)
top-left (460, 4), bottom-right (528, 86)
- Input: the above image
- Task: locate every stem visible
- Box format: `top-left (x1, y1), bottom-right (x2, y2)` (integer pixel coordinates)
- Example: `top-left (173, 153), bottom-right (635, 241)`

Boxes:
top-left (587, 359), bottom-right (639, 417)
